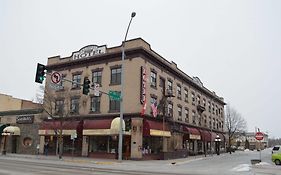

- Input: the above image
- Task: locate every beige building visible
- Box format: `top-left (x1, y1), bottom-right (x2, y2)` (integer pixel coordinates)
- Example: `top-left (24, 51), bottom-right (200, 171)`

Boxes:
top-left (41, 38), bottom-right (226, 159)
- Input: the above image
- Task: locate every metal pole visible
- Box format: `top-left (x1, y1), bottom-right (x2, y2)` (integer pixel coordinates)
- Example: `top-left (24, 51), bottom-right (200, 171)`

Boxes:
top-left (118, 12), bottom-right (136, 161)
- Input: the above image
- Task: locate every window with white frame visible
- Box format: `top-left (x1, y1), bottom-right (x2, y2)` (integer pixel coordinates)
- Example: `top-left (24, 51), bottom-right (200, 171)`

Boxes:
top-left (177, 85), bottom-right (181, 99)
top-left (178, 106), bottom-right (182, 121)
top-left (192, 111), bottom-right (196, 124)
top-left (72, 74), bottom-right (81, 89)
top-left (70, 97), bottom-right (79, 114)
top-left (184, 89), bottom-right (188, 102)
top-left (167, 103), bottom-right (173, 117)
top-left (185, 108), bottom-right (189, 123)
top-left (90, 96), bottom-right (101, 112)
top-left (191, 92), bottom-right (195, 105)
top-left (167, 80), bottom-right (173, 92)
top-left (150, 71), bottom-right (157, 88)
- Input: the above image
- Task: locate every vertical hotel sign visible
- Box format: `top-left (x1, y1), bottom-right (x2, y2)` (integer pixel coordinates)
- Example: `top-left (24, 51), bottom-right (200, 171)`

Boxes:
top-left (140, 66), bottom-right (146, 104)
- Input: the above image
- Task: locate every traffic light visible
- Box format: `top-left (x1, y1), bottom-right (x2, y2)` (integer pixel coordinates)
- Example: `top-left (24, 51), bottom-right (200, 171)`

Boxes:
top-left (35, 63), bottom-right (46, 84)
top-left (82, 77), bottom-right (91, 95)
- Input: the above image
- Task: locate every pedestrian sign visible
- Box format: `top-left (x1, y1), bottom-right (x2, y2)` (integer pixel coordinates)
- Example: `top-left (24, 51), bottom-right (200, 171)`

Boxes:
top-left (108, 90), bottom-right (121, 101)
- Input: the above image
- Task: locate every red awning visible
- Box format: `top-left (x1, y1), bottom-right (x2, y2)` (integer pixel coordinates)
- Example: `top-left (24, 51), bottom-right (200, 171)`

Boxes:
top-left (183, 127), bottom-right (200, 135)
top-left (200, 130), bottom-right (211, 142)
top-left (143, 119), bottom-right (170, 137)
top-left (39, 120), bottom-right (80, 130)
top-left (83, 119), bottom-right (112, 129)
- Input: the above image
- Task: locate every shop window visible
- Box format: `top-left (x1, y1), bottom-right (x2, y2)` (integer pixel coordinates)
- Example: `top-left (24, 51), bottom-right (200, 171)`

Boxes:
top-left (23, 137), bottom-right (33, 147)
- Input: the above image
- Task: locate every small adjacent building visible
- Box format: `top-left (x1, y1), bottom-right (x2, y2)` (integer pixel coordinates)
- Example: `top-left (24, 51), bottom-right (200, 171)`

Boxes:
top-left (0, 93), bottom-right (43, 155)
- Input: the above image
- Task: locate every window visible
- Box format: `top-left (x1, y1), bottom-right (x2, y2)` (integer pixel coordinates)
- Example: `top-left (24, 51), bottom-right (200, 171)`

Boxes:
top-left (90, 96), bottom-right (101, 112)
top-left (71, 97), bottom-right (79, 114)
top-left (212, 103), bottom-right (215, 114)
top-left (111, 67), bottom-right (121, 85)
top-left (213, 118), bottom-right (216, 129)
top-left (192, 111), bottom-right (196, 124)
top-left (55, 100), bottom-right (64, 114)
top-left (109, 98), bottom-right (120, 112)
top-left (203, 98), bottom-right (206, 107)
top-left (23, 137), bottom-right (33, 147)
top-left (72, 74), bottom-right (81, 89)
top-left (191, 92), bottom-right (195, 105)
top-left (92, 70), bottom-right (102, 85)
top-left (178, 106), bottom-right (182, 121)
top-left (197, 95), bottom-right (201, 105)
top-left (167, 80), bottom-right (173, 92)
top-left (177, 85), bottom-right (181, 99)
top-left (208, 101), bottom-right (211, 112)
top-left (184, 89), bottom-right (188, 102)
top-left (215, 105), bottom-right (218, 115)
top-left (167, 103), bottom-right (173, 117)
top-left (57, 74), bottom-right (66, 90)
top-left (209, 116), bottom-right (212, 128)
top-left (185, 108), bottom-right (189, 123)
top-left (150, 71), bottom-right (157, 88)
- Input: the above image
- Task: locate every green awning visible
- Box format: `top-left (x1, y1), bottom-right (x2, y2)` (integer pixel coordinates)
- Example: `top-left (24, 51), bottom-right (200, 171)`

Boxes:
top-left (0, 124), bottom-right (9, 135)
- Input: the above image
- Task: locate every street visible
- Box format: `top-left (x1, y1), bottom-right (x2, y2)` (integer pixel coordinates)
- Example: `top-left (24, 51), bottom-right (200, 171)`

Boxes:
top-left (0, 149), bottom-right (280, 175)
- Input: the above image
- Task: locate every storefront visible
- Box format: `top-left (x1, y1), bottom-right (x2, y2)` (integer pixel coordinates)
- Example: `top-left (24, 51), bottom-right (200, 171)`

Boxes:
top-left (38, 120), bottom-right (83, 156)
top-left (200, 130), bottom-right (211, 154)
top-left (183, 127), bottom-right (201, 155)
top-left (142, 119), bottom-right (171, 160)
top-left (82, 117), bottom-right (130, 159)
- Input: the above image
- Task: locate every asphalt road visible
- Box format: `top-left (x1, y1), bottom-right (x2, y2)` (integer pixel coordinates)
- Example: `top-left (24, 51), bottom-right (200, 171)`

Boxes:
top-left (0, 149), bottom-right (280, 175)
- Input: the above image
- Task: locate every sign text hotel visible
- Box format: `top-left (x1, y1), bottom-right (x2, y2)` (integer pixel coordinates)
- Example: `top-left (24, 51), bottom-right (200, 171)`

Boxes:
top-left (72, 45), bottom-right (106, 60)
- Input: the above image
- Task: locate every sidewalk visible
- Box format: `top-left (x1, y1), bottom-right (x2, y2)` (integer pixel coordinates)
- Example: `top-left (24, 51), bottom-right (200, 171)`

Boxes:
top-left (0, 153), bottom-right (229, 175)
top-left (2, 152), bottom-right (214, 166)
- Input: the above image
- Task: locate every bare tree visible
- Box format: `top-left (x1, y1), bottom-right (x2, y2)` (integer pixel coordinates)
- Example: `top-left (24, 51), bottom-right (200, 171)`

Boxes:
top-left (36, 84), bottom-right (77, 159)
top-left (225, 104), bottom-right (247, 154)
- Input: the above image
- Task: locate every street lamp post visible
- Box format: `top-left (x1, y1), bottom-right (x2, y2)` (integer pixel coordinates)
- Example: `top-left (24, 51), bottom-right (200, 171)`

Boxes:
top-left (215, 134), bottom-right (221, 155)
top-left (118, 12), bottom-right (136, 161)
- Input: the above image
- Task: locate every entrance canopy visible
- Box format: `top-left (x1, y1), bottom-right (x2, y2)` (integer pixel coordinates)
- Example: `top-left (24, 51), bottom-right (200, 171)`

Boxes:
top-left (0, 124), bottom-right (9, 135)
top-left (200, 130), bottom-right (211, 142)
top-left (2, 126), bottom-right (21, 135)
top-left (83, 117), bottom-right (127, 136)
top-left (183, 127), bottom-right (201, 140)
top-left (39, 120), bottom-right (80, 136)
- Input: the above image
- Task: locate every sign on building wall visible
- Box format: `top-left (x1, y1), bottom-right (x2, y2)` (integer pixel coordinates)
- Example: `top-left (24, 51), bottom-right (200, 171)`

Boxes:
top-left (140, 66), bottom-right (147, 104)
top-left (16, 115), bottom-right (34, 124)
top-left (72, 45), bottom-right (106, 60)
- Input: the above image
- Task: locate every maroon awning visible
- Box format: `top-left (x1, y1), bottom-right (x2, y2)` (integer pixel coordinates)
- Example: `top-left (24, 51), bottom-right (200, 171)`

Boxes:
top-left (200, 130), bottom-right (211, 142)
top-left (143, 119), bottom-right (170, 136)
top-left (83, 119), bottom-right (112, 129)
top-left (39, 120), bottom-right (80, 130)
top-left (183, 127), bottom-right (200, 135)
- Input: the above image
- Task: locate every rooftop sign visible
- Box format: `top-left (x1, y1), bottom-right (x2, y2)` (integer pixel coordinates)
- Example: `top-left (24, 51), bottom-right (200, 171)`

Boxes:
top-left (72, 45), bottom-right (106, 60)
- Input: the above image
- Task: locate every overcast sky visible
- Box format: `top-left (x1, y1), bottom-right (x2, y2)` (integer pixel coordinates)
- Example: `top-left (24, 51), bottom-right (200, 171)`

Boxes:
top-left (0, 0), bottom-right (280, 138)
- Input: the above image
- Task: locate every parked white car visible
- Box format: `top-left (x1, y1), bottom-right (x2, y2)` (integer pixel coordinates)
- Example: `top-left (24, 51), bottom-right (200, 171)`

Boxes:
top-left (272, 145), bottom-right (281, 154)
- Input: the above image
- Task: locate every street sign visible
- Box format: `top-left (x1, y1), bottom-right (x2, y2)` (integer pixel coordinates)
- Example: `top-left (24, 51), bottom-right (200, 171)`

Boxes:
top-left (108, 90), bottom-right (121, 101)
top-left (51, 72), bottom-right (61, 84)
top-left (93, 83), bottom-right (100, 96)
top-left (255, 132), bottom-right (264, 140)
